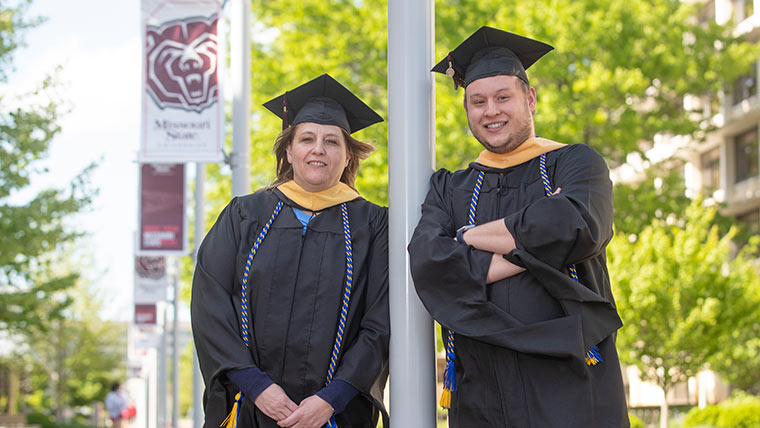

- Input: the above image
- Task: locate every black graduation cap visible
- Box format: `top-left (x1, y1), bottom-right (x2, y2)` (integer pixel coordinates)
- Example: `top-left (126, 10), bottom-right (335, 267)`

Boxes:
top-left (432, 26), bottom-right (554, 90)
top-left (263, 73), bottom-right (383, 134)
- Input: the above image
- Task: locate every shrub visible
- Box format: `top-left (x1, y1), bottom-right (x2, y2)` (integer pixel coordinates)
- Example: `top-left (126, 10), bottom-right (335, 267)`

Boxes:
top-left (682, 393), bottom-right (760, 428)
top-left (25, 413), bottom-right (97, 428)
top-left (26, 412), bottom-right (55, 428)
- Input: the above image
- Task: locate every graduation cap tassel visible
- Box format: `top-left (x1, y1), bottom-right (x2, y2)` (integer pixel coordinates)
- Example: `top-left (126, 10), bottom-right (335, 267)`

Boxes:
top-left (282, 95), bottom-right (289, 130)
top-left (539, 154), bottom-right (604, 367)
top-left (445, 53), bottom-right (461, 90)
top-left (220, 392), bottom-right (244, 428)
top-left (445, 53), bottom-right (455, 77)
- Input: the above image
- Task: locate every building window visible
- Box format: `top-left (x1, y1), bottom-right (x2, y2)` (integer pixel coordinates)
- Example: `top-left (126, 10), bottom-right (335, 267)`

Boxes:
top-left (733, 61), bottom-right (757, 105)
top-left (701, 148), bottom-right (721, 190)
top-left (734, 127), bottom-right (759, 183)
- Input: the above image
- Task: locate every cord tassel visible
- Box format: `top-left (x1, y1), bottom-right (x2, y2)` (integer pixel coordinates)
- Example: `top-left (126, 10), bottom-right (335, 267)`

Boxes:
top-left (440, 350), bottom-right (457, 409)
top-left (320, 203), bottom-right (353, 428)
top-left (585, 346), bottom-right (603, 366)
top-left (440, 172), bottom-right (482, 410)
top-left (220, 392), bottom-right (243, 428)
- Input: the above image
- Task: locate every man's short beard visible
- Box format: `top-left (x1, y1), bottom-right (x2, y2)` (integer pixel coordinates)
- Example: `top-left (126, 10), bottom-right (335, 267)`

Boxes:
top-left (470, 120), bottom-right (533, 154)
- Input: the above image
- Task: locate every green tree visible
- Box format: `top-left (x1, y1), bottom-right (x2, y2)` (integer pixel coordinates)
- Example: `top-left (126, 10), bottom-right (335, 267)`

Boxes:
top-left (608, 200), bottom-right (760, 428)
top-left (435, 0), bottom-right (756, 170)
top-left (0, 0), bottom-right (96, 335)
top-left (612, 165), bottom-right (744, 240)
top-left (707, 237), bottom-right (760, 395)
top-left (21, 269), bottom-right (127, 421)
top-left (1, 1), bottom-right (99, 416)
top-left (613, 166), bottom-right (693, 237)
top-left (202, 0), bottom-right (755, 209)
top-left (244, 0), bottom-right (389, 203)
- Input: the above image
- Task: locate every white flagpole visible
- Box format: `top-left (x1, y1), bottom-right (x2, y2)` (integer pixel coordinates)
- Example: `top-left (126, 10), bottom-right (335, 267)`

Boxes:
top-left (231, 0), bottom-right (251, 197)
top-left (387, 0), bottom-right (437, 426)
top-left (192, 163), bottom-right (205, 428)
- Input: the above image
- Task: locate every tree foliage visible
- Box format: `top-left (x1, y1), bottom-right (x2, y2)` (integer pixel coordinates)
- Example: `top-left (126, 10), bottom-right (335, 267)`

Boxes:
top-left (608, 199), bottom-right (760, 411)
top-left (435, 0), bottom-right (756, 169)
top-left (200, 0), bottom-right (757, 213)
top-left (0, 1), bottom-right (112, 417)
top-left (612, 165), bottom-right (743, 240)
top-left (0, 263), bottom-right (127, 418)
top-left (613, 166), bottom-right (694, 237)
top-left (0, 0), bottom-right (96, 334)
top-left (706, 238), bottom-right (760, 395)
top-left (0, 0), bottom-right (41, 78)
top-left (246, 0), bottom-right (388, 202)
top-left (3, 268), bottom-right (127, 419)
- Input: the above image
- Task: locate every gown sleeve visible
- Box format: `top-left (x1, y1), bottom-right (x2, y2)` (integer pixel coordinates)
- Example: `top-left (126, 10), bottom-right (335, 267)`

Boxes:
top-left (503, 144), bottom-right (614, 270)
top-left (409, 171), bottom-right (589, 367)
top-left (315, 380), bottom-right (358, 414)
top-left (191, 198), bottom-right (262, 401)
top-left (226, 367), bottom-right (274, 403)
top-left (502, 145), bottom-right (623, 349)
top-left (330, 206), bottom-right (391, 417)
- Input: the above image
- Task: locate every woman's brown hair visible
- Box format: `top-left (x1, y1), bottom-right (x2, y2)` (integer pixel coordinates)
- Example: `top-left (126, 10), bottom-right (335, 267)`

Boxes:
top-left (269, 123), bottom-right (375, 190)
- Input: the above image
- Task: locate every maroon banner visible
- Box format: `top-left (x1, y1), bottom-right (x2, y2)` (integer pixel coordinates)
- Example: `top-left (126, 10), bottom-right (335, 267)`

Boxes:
top-left (135, 304), bottom-right (157, 325)
top-left (134, 256), bottom-right (168, 303)
top-left (140, 0), bottom-right (224, 162)
top-left (138, 163), bottom-right (186, 254)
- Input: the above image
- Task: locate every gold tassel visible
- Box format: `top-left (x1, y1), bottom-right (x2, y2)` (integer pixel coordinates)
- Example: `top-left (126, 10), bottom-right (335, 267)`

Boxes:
top-left (439, 388), bottom-right (451, 409)
top-left (220, 392), bottom-right (241, 428)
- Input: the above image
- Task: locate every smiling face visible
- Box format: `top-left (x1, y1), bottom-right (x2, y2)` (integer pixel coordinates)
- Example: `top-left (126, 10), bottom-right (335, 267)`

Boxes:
top-left (286, 122), bottom-right (350, 192)
top-left (464, 74), bottom-right (536, 154)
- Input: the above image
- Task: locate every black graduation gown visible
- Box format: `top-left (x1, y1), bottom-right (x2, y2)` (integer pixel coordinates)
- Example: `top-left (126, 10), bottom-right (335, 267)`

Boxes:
top-left (409, 144), bottom-right (629, 427)
top-left (191, 188), bottom-right (389, 428)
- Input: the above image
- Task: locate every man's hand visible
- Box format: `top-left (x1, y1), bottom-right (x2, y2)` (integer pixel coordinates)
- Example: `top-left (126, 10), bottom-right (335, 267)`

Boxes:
top-left (276, 395), bottom-right (334, 428)
top-left (254, 384), bottom-right (298, 422)
top-left (486, 253), bottom-right (526, 283)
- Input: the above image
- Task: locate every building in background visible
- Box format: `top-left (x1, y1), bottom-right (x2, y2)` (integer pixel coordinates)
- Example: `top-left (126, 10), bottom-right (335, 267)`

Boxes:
top-left (696, 1), bottom-right (760, 235)
top-left (613, 0), bottom-right (759, 415)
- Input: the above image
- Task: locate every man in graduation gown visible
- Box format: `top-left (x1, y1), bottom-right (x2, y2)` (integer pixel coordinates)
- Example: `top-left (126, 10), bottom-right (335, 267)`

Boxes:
top-left (408, 27), bottom-right (630, 427)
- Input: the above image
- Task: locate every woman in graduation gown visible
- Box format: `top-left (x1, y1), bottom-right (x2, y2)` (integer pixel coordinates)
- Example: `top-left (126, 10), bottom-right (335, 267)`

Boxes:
top-left (191, 74), bottom-right (389, 428)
